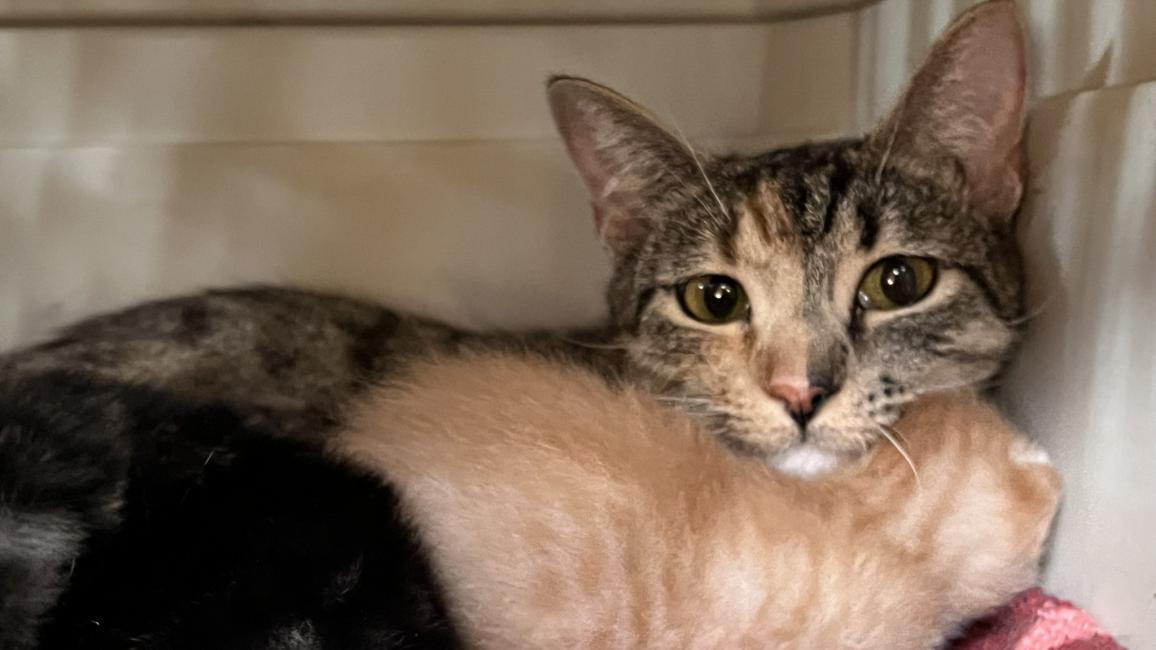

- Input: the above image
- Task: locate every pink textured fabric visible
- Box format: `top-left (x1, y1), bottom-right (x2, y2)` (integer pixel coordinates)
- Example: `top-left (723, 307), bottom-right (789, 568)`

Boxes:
top-left (952, 589), bottom-right (1124, 650)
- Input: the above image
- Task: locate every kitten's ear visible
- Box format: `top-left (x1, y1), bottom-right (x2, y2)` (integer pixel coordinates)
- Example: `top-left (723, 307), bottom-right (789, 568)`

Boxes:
top-left (872, 0), bottom-right (1028, 220)
top-left (548, 76), bottom-right (696, 255)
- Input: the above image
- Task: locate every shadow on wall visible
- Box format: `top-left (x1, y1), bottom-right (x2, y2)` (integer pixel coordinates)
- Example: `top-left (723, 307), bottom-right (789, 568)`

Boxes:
top-left (1001, 68), bottom-right (1156, 650)
top-left (1032, 0), bottom-right (1156, 97)
top-left (1013, 41), bottom-right (1116, 324)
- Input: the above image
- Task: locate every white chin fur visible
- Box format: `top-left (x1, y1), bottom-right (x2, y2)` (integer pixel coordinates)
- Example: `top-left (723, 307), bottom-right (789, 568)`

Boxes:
top-left (772, 445), bottom-right (840, 478)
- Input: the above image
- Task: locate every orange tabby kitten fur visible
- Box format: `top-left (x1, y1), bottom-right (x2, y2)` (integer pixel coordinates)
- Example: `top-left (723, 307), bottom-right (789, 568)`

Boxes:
top-left (335, 353), bottom-right (1061, 649)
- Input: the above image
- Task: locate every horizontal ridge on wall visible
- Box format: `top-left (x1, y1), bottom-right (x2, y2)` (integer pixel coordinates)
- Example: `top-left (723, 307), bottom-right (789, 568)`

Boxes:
top-left (0, 17), bottom-right (856, 146)
top-left (0, 0), bottom-right (866, 26)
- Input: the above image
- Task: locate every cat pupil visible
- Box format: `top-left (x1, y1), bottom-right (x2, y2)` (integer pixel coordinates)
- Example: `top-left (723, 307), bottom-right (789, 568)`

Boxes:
top-left (704, 278), bottom-right (738, 317)
top-left (881, 259), bottom-right (919, 305)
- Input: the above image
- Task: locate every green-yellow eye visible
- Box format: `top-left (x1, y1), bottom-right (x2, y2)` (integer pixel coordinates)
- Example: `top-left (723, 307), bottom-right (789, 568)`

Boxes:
top-left (857, 256), bottom-right (937, 311)
top-left (678, 275), bottom-right (749, 324)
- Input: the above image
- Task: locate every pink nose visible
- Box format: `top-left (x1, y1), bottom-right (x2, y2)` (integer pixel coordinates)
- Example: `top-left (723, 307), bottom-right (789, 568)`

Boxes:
top-left (765, 382), bottom-right (825, 419)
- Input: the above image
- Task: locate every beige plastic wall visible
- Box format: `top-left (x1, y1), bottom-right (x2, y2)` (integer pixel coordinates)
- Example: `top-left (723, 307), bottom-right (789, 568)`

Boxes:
top-left (0, 16), bottom-right (857, 346)
top-left (0, 0), bottom-right (1152, 644)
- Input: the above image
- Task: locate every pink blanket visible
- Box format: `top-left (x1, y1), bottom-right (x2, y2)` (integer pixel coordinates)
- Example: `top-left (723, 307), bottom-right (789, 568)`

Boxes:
top-left (953, 588), bottom-right (1123, 650)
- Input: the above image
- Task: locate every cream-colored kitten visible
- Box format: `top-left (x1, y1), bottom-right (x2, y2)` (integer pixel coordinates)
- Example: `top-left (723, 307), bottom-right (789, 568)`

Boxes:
top-left (334, 352), bottom-right (1060, 649)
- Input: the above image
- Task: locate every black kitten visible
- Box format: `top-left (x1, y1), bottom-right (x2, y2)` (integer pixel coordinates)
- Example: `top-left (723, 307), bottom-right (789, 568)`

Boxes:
top-left (1, 372), bottom-right (459, 650)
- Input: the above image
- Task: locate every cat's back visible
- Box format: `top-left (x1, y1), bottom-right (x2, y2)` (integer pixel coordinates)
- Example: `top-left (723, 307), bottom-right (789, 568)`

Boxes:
top-left (0, 286), bottom-right (462, 440)
top-left (4, 286), bottom-right (399, 381)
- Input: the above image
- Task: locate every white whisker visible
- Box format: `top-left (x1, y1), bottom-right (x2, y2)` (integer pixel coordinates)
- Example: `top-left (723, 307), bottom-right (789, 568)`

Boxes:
top-left (875, 109), bottom-right (901, 184)
top-left (885, 423), bottom-right (911, 449)
top-left (840, 333), bottom-right (861, 371)
top-left (688, 182), bottom-right (725, 219)
top-left (874, 422), bottom-right (921, 488)
top-left (656, 158), bottom-right (723, 221)
top-left (655, 396), bottom-right (714, 406)
top-left (668, 118), bottom-right (731, 221)
top-left (1006, 292), bottom-right (1056, 327)
top-left (915, 376), bottom-right (1003, 396)
top-left (707, 426), bottom-right (733, 440)
top-left (559, 337), bottom-right (630, 351)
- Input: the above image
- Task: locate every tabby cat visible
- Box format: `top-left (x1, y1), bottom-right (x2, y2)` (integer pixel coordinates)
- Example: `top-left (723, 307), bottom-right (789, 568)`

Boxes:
top-left (0, 1), bottom-right (1040, 647)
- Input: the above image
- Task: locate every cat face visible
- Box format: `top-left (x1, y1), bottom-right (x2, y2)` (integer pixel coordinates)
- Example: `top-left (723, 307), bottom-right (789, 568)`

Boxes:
top-left (607, 142), bottom-right (1023, 473)
top-left (550, 1), bottom-right (1029, 473)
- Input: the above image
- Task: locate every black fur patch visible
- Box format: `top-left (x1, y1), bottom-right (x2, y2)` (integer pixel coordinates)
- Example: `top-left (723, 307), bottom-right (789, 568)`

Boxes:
top-left (0, 374), bottom-right (460, 650)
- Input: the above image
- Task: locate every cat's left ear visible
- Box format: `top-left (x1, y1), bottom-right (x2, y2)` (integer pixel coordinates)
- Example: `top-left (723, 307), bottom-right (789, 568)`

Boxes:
top-left (547, 76), bottom-right (698, 256)
top-left (872, 0), bottom-right (1028, 221)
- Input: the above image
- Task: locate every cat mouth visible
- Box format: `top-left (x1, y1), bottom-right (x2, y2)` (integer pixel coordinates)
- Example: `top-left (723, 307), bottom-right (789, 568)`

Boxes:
top-left (709, 409), bottom-right (877, 473)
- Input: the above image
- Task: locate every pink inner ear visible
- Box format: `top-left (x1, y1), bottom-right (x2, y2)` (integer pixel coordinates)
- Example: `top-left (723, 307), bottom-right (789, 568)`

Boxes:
top-left (550, 95), bottom-right (618, 201)
top-left (548, 78), bottom-right (698, 256)
top-left (968, 125), bottom-right (1026, 219)
top-left (940, 8), bottom-right (1027, 215)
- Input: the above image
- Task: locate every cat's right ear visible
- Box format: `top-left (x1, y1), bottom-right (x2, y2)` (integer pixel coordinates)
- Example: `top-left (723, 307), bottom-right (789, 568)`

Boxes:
top-left (547, 77), bottom-right (696, 256)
